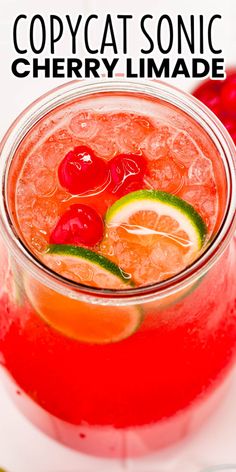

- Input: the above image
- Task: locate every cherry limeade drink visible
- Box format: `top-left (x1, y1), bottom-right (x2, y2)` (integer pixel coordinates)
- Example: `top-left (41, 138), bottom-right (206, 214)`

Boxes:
top-left (0, 82), bottom-right (236, 458)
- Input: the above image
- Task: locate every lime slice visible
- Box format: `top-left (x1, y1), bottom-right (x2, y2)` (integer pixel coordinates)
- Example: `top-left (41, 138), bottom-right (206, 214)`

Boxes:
top-left (104, 189), bottom-right (207, 287)
top-left (106, 189), bottom-right (206, 251)
top-left (25, 245), bottom-right (142, 344)
top-left (45, 244), bottom-right (132, 289)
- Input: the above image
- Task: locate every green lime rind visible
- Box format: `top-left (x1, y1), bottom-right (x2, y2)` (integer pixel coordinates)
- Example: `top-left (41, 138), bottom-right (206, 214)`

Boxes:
top-left (46, 244), bottom-right (132, 286)
top-left (29, 245), bottom-right (143, 343)
top-left (106, 189), bottom-right (207, 247)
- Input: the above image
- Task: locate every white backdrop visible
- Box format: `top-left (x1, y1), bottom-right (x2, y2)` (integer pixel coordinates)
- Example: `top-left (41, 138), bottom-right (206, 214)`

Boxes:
top-left (0, 0), bottom-right (236, 471)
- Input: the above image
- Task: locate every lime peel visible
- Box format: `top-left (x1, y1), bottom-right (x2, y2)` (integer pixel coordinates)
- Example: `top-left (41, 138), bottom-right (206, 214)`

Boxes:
top-left (26, 245), bottom-right (143, 344)
top-left (46, 244), bottom-right (133, 287)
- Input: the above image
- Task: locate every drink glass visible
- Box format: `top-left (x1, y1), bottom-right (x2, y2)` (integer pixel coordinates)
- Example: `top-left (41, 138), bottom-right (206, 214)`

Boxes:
top-left (0, 80), bottom-right (235, 458)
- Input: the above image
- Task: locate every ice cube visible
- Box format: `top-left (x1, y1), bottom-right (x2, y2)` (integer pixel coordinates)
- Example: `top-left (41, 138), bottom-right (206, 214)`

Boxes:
top-left (141, 126), bottom-right (171, 160)
top-left (171, 131), bottom-right (201, 165)
top-left (188, 156), bottom-right (214, 185)
top-left (69, 112), bottom-right (100, 140)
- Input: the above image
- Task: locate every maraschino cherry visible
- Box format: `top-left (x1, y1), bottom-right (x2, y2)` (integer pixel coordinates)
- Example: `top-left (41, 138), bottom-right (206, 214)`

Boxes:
top-left (58, 146), bottom-right (108, 195)
top-left (108, 153), bottom-right (146, 196)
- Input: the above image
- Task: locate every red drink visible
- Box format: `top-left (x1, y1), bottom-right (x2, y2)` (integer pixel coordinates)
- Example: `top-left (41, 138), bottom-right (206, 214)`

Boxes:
top-left (0, 81), bottom-right (235, 458)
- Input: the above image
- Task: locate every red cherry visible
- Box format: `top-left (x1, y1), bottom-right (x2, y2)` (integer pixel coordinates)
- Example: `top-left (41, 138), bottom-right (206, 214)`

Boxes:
top-left (58, 146), bottom-right (108, 195)
top-left (108, 154), bottom-right (147, 196)
top-left (220, 115), bottom-right (236, 144)
top-left (220, 114), bottom-right (236, 132)
top-left (50, 204), bottom-right (104, 247)
top-left (193, 80), bottom-right (222, 117)
top-left (118, 179), bottom-right (145, 196)
top-left (192, 71), bottom-right (236, 144)
top-left (220, 74), bottom-right (236, 117)
top-left (231, 130), bottom-right (236, 144)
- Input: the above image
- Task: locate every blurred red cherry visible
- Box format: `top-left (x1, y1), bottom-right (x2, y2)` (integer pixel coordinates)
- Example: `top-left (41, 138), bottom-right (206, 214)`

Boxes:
top-left (193, 80), bottom-right (222, 117)
top-left (192, 70), bottom-right (236, 144)
top-left (220, 74), bottom-right (236, 117)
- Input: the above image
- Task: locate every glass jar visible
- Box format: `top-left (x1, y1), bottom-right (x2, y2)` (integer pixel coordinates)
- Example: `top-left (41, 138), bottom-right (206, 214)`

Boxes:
top-left (0, 80), bottom-right (235, 458)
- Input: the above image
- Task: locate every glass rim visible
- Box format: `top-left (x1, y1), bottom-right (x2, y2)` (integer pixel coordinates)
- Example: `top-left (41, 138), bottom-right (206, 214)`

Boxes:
top-left (0, 78), bottom-right (235, 306)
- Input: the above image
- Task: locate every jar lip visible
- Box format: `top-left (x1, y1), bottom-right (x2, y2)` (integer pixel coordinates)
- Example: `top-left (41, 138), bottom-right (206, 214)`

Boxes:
top-left (0, 78), bottom-right (235, 305)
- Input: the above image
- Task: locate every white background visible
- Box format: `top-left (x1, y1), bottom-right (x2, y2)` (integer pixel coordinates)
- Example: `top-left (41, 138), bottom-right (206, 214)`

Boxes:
top-left (0, 0), bottom-right (236, 471)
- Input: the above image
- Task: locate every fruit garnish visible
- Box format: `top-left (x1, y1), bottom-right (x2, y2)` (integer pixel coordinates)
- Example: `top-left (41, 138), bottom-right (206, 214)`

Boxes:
top-left (50, 204), bottom-right (104, 248)
top-left (221, 115), bottom-right (236, 143)
top-left (108, 153), bottom-right (146, 196)
top-left (192, 70), bottom-right (236, 144)
top-left (193, 79), bottom-right (222, 117)
top-left (25, 245), bottom-right (143, 344)
top-left (58, 145), bottom-right (108, 195)
top-left (44, 244), bottom-right (132, 287)
top-left (104, 190), bottom-right (207, 287)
